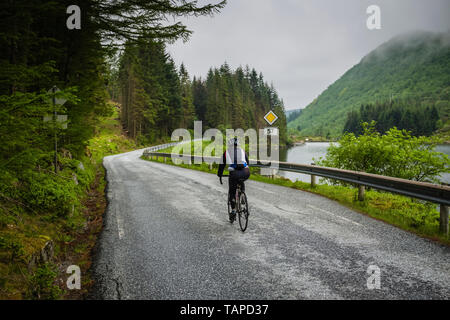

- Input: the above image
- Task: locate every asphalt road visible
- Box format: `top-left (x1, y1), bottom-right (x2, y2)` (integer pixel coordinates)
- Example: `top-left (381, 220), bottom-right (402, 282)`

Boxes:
top-left (91, 149), bottom-right (450, 299)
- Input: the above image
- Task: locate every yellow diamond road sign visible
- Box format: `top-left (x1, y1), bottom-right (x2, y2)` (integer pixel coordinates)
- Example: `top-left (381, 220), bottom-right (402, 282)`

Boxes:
top-left (264, 110), bottom-right (278, 125)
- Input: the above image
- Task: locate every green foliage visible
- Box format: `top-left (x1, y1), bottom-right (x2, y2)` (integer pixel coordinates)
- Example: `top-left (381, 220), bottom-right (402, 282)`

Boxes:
top-left (286, 109), bottom-right (302, 123)
top-left (118, 39), bottom-right (187, 142)
top-left (180, 63), bottom-right (196, 128)
top-left (316, 122), bottom-right (450, 183)
top-left (116, 45), bottom-right (289, 145)
top-left (289, 31), bottom-right (450, 137)
top-left (90, 0), bottom-right (226, 44)
top-left (0, 0), bottom-right (226, 299)
top-left (344, 100), bottom-right (440, 136)
top-left (194, 64), bottom-right (288, 144)
top-left (87, 108), bottom-right (138, 161)
top-left (0, 236), bottom-right (25, 262)
top-left (27, 263), bottom-right (61, 300)
top-left (20, 171), bottom-right (78, 218)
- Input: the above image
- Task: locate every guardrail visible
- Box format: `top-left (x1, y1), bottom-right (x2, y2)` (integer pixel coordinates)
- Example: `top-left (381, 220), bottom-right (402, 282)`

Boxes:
top-left (142, 149), bottom-right (450, 235)
top-left (143, 142), bottom-right (181, 152)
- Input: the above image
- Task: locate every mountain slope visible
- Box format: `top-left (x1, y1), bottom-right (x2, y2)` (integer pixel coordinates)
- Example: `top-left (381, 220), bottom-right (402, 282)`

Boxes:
top-left (288, 31), bottom-right (450, 137)
top-left (285, 108), bottom-right (302, 116)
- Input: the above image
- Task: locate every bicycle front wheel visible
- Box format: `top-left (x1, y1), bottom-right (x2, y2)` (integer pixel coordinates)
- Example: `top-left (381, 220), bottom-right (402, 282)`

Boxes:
top-left (238, 192), bottom-right (249, 232)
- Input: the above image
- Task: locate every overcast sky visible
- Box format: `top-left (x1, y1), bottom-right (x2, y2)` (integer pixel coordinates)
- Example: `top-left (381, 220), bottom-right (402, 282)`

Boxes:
top-left (167, 0), bottom-right (450, 110)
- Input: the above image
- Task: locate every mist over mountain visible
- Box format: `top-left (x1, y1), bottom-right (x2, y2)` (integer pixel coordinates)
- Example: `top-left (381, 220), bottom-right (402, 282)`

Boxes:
top-left (288, 30), bottom-right (450, 137)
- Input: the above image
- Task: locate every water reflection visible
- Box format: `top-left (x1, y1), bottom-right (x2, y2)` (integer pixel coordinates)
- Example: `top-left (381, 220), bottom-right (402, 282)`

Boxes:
top-left (279, 142), bottom-right (331, 183)
top-left (435, 144), bottom-right (450, 185)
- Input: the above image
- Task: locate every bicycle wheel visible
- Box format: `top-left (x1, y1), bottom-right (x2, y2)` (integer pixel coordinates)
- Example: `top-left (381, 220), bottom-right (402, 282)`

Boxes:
top-left (238, 192), bottom-right (249, 232)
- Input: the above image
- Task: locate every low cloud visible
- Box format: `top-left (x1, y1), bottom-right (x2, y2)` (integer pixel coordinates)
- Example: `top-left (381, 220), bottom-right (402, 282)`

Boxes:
top-left (167, 0), bottom-right (450, 110)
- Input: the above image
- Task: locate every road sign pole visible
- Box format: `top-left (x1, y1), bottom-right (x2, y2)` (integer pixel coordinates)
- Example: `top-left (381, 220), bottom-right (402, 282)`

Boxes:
top-left (45, 85), bottom-right (67, 173)
top-left (52, 86), bottom-right (57, 173)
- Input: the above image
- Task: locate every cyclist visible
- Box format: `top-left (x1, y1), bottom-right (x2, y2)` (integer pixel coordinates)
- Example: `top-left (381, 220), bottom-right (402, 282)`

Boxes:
top-left (217, 137), bottom-right (250, 221)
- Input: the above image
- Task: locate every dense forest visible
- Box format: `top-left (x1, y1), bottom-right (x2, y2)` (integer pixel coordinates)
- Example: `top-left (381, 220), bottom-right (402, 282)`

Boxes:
top-left (344, 100), bottom-right (440, 136)
top-left (288, 30), bottom-right (450, 137)
top-left (114, 41), bottom-right (288, 144)
top-left (286, 109), bottom-right (302, 123)
top-left (194, 64), bottom-right (287, 144)
top-left (117, 39), bottom-right (191, 143)
top-left (1, 0), bottom-right (225, 173)
top-left (0, 0), bottom-right (225, 298)
top-left (0, 0), bottom-right (225, 194)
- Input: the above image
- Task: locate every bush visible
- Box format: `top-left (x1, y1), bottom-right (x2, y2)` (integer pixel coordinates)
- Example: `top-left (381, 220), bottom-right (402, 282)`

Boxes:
top-left (20, 171), bottom-right (79, 217)
top-left (0, 236), bottom-right (25, 262)
top-left (27, 263), bottom-right (61, 300)
top-left (316, 122), bottom-right (450, 183)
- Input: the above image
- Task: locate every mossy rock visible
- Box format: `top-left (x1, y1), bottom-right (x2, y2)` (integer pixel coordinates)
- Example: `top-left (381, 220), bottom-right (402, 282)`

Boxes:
top-left (27, 240), bottom-right (54, 271)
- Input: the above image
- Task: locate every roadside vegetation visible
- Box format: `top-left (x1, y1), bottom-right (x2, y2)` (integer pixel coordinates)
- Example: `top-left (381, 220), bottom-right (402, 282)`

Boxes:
top-left (142, 133), bottom-right (449, 245)
top-left (0, 106), bottom-right (137, 299)
top-left (343, 101), bottom-right (440, 137)
top-left (316, 122), bottom-right (449, 183)
top-left (1, 0), bottom-right (226, 300)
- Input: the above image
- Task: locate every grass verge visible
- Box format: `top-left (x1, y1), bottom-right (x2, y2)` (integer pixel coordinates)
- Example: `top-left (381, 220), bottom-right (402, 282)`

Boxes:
top-left (0, 105), bottom-right (138, 299)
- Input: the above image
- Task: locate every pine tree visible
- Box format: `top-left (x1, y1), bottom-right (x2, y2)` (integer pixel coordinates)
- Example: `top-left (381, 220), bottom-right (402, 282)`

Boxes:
top-left (179, 63), bottom-right (195, 128)
top-left (197, 63), bottom-right (288, 144)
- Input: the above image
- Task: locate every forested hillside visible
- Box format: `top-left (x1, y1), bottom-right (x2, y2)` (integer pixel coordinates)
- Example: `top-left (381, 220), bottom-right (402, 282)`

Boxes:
top-left (117, 39), bottom-right (192, 143)
top-left (286, 109), bottom-right (302, 123)
top-left (344, 100), bottom-right (440, 136)
top-left (0, 0), bottom-right (225, 299)
top-left (194, 64), bottom-right (287, 144)
top-left (115, 43), bottom-right (288, 144)
top-left (288, 31), bottom-right (450, 137)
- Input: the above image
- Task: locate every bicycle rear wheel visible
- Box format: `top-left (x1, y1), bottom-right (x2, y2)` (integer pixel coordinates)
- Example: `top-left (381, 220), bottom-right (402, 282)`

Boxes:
top-left (238, 192), bottom-right (249, 232)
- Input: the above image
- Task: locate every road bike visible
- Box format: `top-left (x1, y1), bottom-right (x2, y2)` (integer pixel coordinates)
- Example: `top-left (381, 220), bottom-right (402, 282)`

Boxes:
top-left (220, 175), bottom-right (249, 232)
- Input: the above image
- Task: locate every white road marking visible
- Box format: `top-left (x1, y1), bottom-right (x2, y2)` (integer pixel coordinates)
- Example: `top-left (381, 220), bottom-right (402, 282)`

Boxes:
top-left (307, 204), bottom-right (362, 226)
top-left (117, 215), bottom-right (125, 239)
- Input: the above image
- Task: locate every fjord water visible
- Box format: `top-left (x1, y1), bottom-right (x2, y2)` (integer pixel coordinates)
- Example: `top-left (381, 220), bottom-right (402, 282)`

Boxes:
top-left (435, 144), bottom-right (450, 184)
top-left (279, 142), bottom-right (450, 185)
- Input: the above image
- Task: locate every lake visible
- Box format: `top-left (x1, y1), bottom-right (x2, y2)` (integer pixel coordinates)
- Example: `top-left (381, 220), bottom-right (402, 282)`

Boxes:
top-left (278, 142), bottom-right (450, 185)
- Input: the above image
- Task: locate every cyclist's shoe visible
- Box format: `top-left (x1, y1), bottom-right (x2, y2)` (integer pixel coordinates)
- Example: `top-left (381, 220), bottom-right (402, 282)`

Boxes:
top-left (229, 210), bottom-right (236, 222)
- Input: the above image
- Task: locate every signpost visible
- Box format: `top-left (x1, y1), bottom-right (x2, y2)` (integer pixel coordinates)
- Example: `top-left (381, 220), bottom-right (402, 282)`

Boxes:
top-left (44, 86), bottom-right (67, 172)
top-left (264, 110), bottom-right (278, 125)
top-left (261, 110), bottom-right (279, 177)
top-left (263, 127), bottom-right (279, 136)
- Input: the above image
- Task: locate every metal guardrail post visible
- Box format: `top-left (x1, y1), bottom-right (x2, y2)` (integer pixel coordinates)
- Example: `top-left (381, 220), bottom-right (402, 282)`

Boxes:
top-left (311, 174), bottom-right (316, 187)
top-left (440, 205), bottom-right (449, 235)
top-left (358, 185), bottom-right (365, 201)
top-left (310, 162), bottom-right (316, 187)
